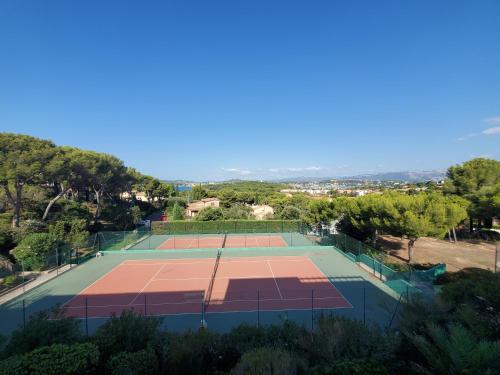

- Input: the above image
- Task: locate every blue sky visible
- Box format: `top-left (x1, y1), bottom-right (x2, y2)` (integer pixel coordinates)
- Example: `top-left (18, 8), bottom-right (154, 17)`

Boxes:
top-left (1, 1), bottom-right (499, 181)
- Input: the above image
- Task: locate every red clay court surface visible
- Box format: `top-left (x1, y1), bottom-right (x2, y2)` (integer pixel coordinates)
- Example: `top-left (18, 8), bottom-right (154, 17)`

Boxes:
top-left (62, 256), bottom-right (352, 318)
top-left (156, 235), bottom-right (288, 250)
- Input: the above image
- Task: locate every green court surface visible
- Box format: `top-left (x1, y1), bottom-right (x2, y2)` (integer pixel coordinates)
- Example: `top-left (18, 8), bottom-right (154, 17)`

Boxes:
top-left (0, 245), bottom-right (402, 336)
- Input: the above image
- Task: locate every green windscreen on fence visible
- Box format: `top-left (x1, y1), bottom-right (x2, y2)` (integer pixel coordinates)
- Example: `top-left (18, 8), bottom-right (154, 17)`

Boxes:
top-left (328, 232), bottom-right (443, 299)
top-left (151, 220), bottom-right (305, 235)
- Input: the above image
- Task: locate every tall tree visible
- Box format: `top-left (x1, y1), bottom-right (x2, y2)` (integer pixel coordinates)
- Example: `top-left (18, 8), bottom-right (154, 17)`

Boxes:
top-left (390, 193), bottom-right (468, 262)
top-left (72, 150), bottom-right (128, 221)
top-left (171, 202), bottom-right (184, 220)
top-left (191, 185), bottom-right (208, 201)
top-left (444, 158), bottom-right (500, 229)
top-left (0, 133), bottom-right (56, 227)
top-left (41, 147), bottom-right (91, 221)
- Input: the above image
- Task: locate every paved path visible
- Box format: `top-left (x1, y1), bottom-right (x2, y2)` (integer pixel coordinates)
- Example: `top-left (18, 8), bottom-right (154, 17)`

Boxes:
top-left (0, 264), bottom-right (73, 305)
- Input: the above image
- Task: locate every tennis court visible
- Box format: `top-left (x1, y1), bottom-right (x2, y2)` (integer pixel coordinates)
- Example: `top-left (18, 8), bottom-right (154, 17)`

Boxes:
top-left (61, 254), bottom-right (352, 318)
top-left (156, 234), bottom-right (288, 250)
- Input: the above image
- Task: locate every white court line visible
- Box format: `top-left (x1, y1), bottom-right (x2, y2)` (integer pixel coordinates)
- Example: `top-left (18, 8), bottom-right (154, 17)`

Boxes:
top-left (152, 274), bottom-right (276, 282)
top-left (266, 260), bottom-right (283, 299)
top-left (128, 264), bottom-right (167, 306)
top-left (62, 261), bottom-right (126, 307)
top-left (303, 257), bottom-right (354, 308)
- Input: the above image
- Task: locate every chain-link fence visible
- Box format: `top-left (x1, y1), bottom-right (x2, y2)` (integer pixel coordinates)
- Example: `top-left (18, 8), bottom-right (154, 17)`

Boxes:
top-left (325, 232), bottom-right (445, 298)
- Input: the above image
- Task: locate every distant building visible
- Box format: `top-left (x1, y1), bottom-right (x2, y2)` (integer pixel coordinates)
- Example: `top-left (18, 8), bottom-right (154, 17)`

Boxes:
top-left (186, 198), bottom-right (220, 218)
top-left (251, 205), bottom-right (274, 220)
top-left (121, 191), bottom-right (156, 202)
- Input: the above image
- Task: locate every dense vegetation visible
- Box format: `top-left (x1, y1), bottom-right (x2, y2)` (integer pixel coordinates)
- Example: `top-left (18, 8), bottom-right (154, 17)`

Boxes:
top-left (0, 268), bottom-right (498, 374)
top-left (0, 133), bottom-right (175, 268)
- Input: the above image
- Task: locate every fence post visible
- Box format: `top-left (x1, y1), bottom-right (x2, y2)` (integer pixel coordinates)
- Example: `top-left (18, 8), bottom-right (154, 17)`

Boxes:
top-left (311, 289), bottom-right (314, 332)
top-left (21, 261), bottom-right (25, 293)
top-left (363, 281), bottom-right (366, 326)
top-left (201, 295), bottom-right (205, 329)
top-left (257, 290), bottom-right (260, 327)
top-left (85, 297), bottom-right (89, 337)
top-left (23, 299), bottom-right (26, 329)
top-left (56, 247), bottom-right (59, 275)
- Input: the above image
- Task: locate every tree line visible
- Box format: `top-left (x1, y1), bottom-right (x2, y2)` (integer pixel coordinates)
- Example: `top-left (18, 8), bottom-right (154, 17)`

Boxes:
top-left (0, 133), bottom-right (177, 269)
top-left (0, 133), bottom-right (175, 228)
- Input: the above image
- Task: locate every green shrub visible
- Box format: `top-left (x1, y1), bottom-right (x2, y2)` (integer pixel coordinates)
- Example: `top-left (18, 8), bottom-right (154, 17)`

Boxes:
top-left (11, 220), bottom-right (47, 243)
top-left (107, 348), bottom-right (158, 375)
top-left (10, 233), bottom-right (57, 270)
top-left (309, 316), bottom-right (398, 364)
top-left (0, 343), bottom-right (99, 375)
top-left (230, 347), bottom-right (300, 375)
top-left (408, 323), bottom-right (500, 374)
top-left (310, 360), bottom-right (388, 375)
top-left (93, 311), bottom-right (162, 363)
top-left (1, 274), bottom-right (20, 287)
top-left (437, 268), bottom-right (500, 339)
top-left (163, 329), bottom-right (221, 375)
top-left (4, 311), bottom-right (82, 356)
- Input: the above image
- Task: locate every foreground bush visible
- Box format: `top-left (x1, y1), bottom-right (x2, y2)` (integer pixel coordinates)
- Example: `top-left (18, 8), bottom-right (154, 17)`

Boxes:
top-left (230, 347), bottom-right (300, 375)
top-left (107, 348), bottom-right (158, 375)
top-left (92, 310), bottom-right (162, 364)
top-left (0, 343), bottom-right (99, 375)
top-left (3, 312), bottom-right (82, 356)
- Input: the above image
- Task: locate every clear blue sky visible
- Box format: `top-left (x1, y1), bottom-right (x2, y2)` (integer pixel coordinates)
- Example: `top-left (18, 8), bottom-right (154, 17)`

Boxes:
top-left (1, 1), bottom-right (499, 181)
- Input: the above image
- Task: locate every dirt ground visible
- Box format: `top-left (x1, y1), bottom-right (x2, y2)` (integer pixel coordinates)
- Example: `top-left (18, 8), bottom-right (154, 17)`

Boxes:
top-left (378, 235), bottom-right (498, 272)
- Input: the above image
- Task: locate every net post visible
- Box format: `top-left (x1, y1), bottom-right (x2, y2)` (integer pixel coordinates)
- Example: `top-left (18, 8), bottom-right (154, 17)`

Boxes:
top-left (85, 297), bottom-right (89, 336)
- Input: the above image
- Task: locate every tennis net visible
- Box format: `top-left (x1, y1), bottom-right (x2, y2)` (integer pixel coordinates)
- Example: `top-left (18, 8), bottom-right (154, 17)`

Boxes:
top-left (205, 249), bottom-right (222, 310)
